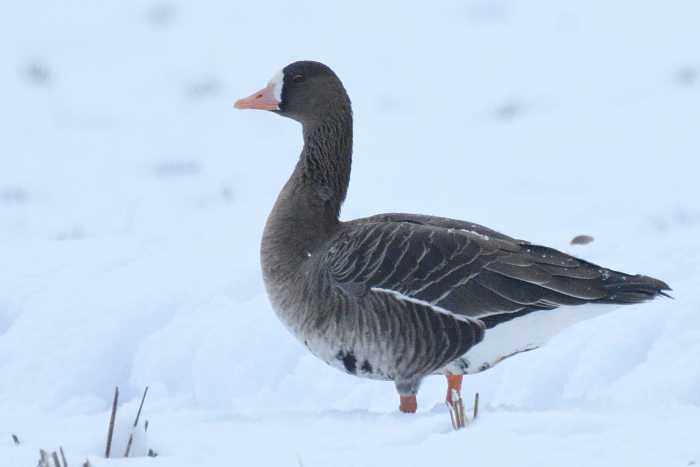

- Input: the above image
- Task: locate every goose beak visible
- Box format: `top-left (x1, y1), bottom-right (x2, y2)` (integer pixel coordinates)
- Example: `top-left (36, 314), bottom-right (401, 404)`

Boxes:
top-left (234, 83), bottom-right (280, 110)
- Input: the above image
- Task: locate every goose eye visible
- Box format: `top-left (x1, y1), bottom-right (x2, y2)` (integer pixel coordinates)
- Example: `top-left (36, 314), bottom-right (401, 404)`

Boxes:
top-left (293, 75), bottom-right (304, 84)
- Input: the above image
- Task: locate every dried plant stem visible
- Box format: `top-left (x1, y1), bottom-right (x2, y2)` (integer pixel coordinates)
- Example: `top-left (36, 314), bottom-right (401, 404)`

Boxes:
top-left (124, 387), bottom-right (149, 458)
top-left (473, 392), bottom-right (479, 420)
top-left (134, 387), bottom-right (148, 427)
top-left (60, 447), bottom-right (68, 467)
top-left (105, 387), bottom-right (119, 458)
top-left (447, 389), bottom-right (467, 430)
top-left (39, 449), bottom-right (50, 467)
top-left (124, 435), bottom-right (134, 457)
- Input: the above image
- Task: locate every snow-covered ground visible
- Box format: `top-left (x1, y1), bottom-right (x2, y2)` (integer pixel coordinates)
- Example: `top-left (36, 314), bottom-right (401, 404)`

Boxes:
top-left (1, 1), bottom-right (699, 465)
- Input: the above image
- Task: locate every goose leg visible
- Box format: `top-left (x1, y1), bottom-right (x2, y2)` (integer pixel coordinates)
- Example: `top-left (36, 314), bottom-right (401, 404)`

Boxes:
top-left (446, 375), bottom-right (466, 429)
top-left (399, 395), bottom-right (417, 413)
top-left (395, 378), bottom-right (421, 413)
top-left (445, 375), bottom-right (463, 405)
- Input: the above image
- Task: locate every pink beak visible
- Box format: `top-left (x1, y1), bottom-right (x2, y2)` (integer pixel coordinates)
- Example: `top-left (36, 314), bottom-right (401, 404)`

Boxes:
top-left (234, 83), bottom-right (280, 111)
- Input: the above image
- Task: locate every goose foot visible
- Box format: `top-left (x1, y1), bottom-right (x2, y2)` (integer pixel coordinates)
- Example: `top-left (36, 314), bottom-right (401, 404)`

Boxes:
top-left (399, 395), bottom-right (417, 413)
top-left (445, 375), bottom-right (463, 406)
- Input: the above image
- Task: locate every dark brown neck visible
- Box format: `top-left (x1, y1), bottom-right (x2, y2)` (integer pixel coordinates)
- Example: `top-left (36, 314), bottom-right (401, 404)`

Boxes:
top-left (297, 110), bottom-right (353, 219)
top-left (261, 110), bottom-right (353, 275)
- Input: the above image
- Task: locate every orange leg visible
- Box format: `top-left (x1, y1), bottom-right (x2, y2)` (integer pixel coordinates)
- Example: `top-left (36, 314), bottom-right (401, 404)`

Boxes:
top-left (445, 374), bottom-right (463, 406)
top-left (399, 395), bottom-right (417, 413)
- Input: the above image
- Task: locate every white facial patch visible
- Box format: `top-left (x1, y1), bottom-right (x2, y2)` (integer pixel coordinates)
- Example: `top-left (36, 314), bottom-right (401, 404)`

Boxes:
top-left (267, 69), bottom-right (284, 104)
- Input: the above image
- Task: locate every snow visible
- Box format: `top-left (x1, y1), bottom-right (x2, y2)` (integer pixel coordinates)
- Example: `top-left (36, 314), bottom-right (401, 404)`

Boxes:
top-left (1, 1), bottom-right (699, 465)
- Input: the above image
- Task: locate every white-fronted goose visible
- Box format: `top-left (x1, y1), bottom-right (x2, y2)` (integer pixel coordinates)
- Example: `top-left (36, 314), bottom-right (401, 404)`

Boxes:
top-left (235, 61), bottom-right (670, 414)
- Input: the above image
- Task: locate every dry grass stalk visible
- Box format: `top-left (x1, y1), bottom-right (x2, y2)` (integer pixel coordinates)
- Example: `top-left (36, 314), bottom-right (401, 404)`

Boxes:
top-left (105, 387), bottom-right (119, 458)
top-left (447, 389), bottom-right (467, 430)
top-left (36, 448), bottom-right (68, 467)
top-left (134, 387), bottom-right (148, 427)
top-left (60, 447), bottom-right (68, 467)
top-left (124, 387), bottom-right (149, 457)
top-left (123, 435), bottom-right (134, 456)
top-left (473, 392), bottom-right (480, 420)
top-left (38, 449), bottom-right (50, 467)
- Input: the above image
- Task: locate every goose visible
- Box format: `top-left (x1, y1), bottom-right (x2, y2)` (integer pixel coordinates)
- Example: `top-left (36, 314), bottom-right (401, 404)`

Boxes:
top-left (234, 61), bottom-right (670, 414)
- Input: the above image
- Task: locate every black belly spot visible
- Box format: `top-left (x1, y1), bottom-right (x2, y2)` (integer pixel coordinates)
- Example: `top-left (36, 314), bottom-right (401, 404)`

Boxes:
top-left (336, 350), bottom-right (357, 374)
top-left (361, 360), bottom-right (372, 374)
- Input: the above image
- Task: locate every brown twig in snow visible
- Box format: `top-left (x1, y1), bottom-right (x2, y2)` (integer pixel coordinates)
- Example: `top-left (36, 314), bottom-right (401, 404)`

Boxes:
top-left (39, 449), bottom-right (50, 467)
top-left (124, 387), bottom-right (149, 457)
top-left (447, 389), bottom-right (467, 430)
top-left (105, 387), bottom-right (119, 458)
top-left (134, 387), bottom-right (148, 427)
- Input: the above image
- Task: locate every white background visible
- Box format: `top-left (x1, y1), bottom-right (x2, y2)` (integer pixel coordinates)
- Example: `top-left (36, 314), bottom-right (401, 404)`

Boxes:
top-left (1, 1), bottom-right (698, 465)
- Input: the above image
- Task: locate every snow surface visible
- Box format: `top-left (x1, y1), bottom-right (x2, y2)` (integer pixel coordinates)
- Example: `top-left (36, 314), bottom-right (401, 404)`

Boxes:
top-left (1, 1), bottom-right (699, 465)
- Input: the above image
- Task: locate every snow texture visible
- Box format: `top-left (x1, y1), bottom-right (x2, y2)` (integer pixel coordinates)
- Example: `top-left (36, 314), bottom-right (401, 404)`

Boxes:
top-left (1, 1), bottom-right (699, 466)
